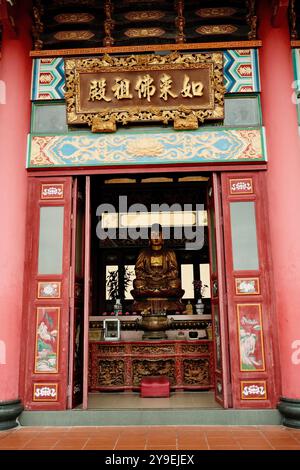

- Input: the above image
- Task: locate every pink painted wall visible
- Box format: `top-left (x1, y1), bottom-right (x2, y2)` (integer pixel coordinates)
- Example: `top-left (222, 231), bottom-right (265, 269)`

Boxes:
top-left (0, 5), bottom-right (32, 401)
top-left (259, 1), bottom-right (300, 399)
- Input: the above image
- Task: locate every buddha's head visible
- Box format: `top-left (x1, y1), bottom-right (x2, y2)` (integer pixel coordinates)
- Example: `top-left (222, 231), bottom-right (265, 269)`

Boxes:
top-left (149, 224), bottom-right (164, 250)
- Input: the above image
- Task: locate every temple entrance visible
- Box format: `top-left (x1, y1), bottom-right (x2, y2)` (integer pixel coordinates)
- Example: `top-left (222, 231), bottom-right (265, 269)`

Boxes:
top-left (72, 172), bottom-right (231, 410)
top-left (22, 171), bottom-right (277, 412)
top-left (22, 168), bottom-right (278, 412)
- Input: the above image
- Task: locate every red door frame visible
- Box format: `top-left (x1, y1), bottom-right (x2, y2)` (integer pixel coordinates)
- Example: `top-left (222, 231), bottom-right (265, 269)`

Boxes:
top-left (208, 173), bottom-right (231, 408)
top-left (83, 176), bottom-right (91, 410)
top-left (68, 178), bottom-right (78, 409)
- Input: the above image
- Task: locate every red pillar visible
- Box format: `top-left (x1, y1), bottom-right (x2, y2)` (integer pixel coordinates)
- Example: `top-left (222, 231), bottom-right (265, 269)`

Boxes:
top-left (0, 4), bottom-right (31, 428)
top-left (259, 1), bottom-right (300, 426)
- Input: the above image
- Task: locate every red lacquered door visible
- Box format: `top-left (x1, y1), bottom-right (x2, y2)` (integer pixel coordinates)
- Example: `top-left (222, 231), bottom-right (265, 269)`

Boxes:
top-left (21, 177), bottom-right (73, 410)
top-left (220, 172), bottom-right (280, 408)
top-left (207, 173), bottom-right (231, 408)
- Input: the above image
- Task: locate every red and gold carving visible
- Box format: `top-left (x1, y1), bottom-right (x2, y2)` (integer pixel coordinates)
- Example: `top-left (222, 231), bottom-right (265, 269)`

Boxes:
top-left (33, 383), bottom-right (58, 402)
top-left (54, 13), bottom-right (95, 24)
top-left (124, 28), bottom-right (165, 38)
top-left (241, 380), bottom-right (267, 400)
top-left (97, 359), bottom-right (125, 387)
top-left (96, 344), bottom-right (126, 355)
top-left (183, 358), bottom-right (210, 385)
top-left (237, 304), bottom-right (265, 372)
top-left (41, 184), bottom-right (64, 200)
top-left (89, 340), bottom-right (213, 391)
top-left (132, 358), bottom-right (176, 386)
top-left (196, 8), bottom-right (237, 18)
top-left (54, 31), bottom-right (95, 41)
top-left (196, 25), bottom-right (238, 35)
top-left (124, 11), bottom-right (165, 22)
top-left (182, 344), bottom-right (209, 354)
top-left (65, 52), bottom-right (224, 132)
top-left (131, 344), bottom-right (175, 354)
top-left (229, 178), bottom-right (253, 195)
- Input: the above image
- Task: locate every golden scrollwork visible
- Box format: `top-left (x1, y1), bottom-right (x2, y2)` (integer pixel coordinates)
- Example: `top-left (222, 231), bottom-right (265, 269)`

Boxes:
top-left (196, 25), bottom-right (238, 35)
top-left (124, 11), bottom-right (165, 22)
top-left (103, 0), bottom-right (114, 47)
top-left (290, 0), bottom-right (297, 40)
top-left (131, 344), bottom-right (175, 354)
top-left (54, 13), bottom-right (95, 24)
top-left (32, 0), bottom-right (44, 51)
top-left (182, 344), bottom-right (209, 354)
top-left (183, 358), bottom-right (210, 385)
top-left (124, 28), bottom-right (165, 38)
top-left (92, 116), bottom-right (116, 133)
top-left (54, 30), bottom-right (95, 41)
top-left (196, 8), bottom-right (237, 18)
top-left (65, 52), bottom-right (225, 132)
top-left (97, 345), bottom-right (126, 354)
top-left (247, 0), bottom-right (257, 40)
top-left (132, 359), bottom-right (176, 386)
top-left (98, 359), bottom-right (125, 386)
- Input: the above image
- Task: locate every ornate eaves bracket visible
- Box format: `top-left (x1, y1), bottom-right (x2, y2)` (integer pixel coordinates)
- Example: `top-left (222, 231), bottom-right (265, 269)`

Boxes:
top-left (272, 0), bottom-right (290, 28)
top-left (0, 0), bottom-right (18, 58)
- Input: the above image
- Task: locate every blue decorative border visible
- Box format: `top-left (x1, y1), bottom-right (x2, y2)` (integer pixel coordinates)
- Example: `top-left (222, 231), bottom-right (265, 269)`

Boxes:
top-left (27, 127), bottom-right (266, 169)
top-left (224, 49), bottom-right (260, 93)
top-left (292, 49), bottom-right (300, 91)
top-left (31, 58), bottom-right (65, 100)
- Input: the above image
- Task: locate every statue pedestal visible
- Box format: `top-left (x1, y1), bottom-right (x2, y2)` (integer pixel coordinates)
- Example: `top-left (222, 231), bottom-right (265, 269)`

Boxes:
top-left (142, 330), bottom-right (168, 340)
top-left (132, 291), bottom-right (185, 314)
top-left (136, 313), bottom-right (173, 340)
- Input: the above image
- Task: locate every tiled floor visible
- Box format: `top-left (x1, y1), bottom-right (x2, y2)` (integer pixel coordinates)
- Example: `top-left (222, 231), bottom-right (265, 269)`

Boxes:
top-left (0, 426), bottom-right (300, 450)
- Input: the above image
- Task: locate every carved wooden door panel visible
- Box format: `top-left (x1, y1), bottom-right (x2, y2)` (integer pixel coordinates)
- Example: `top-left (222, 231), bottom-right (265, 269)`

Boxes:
top-left (207, 173), bottom-right (231, 408)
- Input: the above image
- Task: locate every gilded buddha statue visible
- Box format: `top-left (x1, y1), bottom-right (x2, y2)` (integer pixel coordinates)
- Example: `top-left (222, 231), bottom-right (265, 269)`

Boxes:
top-left (131, 225), bottom-right (185, 314)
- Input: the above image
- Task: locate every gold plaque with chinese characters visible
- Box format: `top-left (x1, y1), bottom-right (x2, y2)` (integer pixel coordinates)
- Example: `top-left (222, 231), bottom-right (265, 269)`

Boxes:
top-left (65, 52), bottom-right (224, 132)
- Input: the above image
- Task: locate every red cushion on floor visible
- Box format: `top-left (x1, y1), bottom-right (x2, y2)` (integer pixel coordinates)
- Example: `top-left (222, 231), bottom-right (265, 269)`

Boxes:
top-left (140, 376), bottom-right (170, 397)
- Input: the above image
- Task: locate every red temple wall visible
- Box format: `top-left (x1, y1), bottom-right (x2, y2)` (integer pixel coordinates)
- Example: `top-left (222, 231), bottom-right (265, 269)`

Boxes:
top-left (0, 3), bottom-right (32, 401)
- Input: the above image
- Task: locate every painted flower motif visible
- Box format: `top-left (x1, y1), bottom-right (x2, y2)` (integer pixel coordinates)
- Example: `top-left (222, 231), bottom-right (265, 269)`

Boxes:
top-left (42, 284), bottom-right (57, 296)
top-left (126, 138), bottom-right (164, 157)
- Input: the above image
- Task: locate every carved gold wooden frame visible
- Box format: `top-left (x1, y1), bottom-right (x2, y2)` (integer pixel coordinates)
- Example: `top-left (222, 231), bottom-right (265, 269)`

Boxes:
top-left (65, 52), bottom-right (225, 132)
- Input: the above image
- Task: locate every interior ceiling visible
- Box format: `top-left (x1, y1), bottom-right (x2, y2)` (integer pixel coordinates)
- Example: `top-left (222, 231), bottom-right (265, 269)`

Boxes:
top-left (93, 179), bottom-right (208, 250)
top-left (32, 0), bottom-right (257, 51)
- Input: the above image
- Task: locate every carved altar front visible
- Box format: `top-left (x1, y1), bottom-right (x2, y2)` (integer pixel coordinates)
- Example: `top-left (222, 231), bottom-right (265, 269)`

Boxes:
top-left (89, 340), bottom-right (214, 391)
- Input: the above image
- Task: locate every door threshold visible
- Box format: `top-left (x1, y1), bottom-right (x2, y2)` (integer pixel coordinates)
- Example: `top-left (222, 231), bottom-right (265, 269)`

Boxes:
top-left (20, 409), bottom-right (281, 427)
